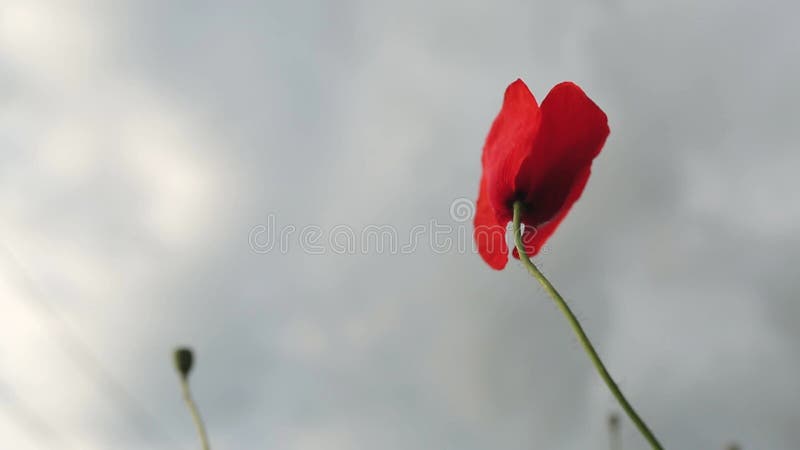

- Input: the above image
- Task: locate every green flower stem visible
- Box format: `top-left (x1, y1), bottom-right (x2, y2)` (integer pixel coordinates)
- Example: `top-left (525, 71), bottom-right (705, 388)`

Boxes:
top-left (179, 376), bottom-right (210, 450)
top-left (512, 201), bottom-right (663, 450)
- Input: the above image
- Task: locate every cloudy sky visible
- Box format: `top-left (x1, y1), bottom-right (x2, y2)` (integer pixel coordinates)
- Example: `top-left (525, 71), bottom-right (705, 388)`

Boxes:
top-left (1, 0), bottom-right (799, 449)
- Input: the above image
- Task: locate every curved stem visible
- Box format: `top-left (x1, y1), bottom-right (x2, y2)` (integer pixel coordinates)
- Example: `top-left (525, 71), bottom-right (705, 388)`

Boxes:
top-left (180, 377), bottom-right (211, 450)
top-left (512, 201), bottom-right (663, 450)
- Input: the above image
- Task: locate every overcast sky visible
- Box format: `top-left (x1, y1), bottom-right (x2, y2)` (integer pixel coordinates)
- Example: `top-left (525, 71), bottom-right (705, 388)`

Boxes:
top-left (1, 0), bottom-right (799, 449)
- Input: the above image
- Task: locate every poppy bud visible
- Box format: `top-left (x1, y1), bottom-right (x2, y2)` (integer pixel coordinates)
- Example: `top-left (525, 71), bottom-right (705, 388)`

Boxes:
top-left (173, 347), bottom-right (194, 378)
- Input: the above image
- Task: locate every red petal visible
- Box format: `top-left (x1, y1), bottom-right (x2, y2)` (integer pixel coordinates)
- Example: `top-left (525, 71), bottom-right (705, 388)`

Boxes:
top-left (482, 79), bottom-right (541, 223)
top-left (474, 174), bottom-right (508, 270)
top-left (514, 81), bottom-right (609, 230)
top-left (512, 166), bottom-right (592, 258)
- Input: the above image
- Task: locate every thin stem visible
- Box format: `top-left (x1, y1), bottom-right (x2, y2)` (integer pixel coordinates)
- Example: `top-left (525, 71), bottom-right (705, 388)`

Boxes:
top-left (512, 201), bottom-right (663, 450)
top-left (179, 377), bottom-right (211, 450)
top-left (609, 413), bottom-right (622, 450)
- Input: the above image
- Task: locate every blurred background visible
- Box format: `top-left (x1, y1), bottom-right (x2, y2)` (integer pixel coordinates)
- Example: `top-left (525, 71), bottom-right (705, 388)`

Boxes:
top-left (1, 0), bottom-right (798, 449)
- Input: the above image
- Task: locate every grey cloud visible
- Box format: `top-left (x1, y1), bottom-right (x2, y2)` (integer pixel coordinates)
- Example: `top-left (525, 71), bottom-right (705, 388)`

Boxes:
top-left (1, 0), bottom-right (799, 449)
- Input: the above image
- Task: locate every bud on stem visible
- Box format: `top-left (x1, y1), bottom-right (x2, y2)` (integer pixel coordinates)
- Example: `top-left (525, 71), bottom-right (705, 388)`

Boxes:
top-left (172, 346), bottom-right (210, 450)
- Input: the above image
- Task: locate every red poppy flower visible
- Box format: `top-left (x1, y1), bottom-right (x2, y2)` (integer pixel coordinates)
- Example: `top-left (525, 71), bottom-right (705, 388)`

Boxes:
top-left (474, 79), bottom-right (609, 270)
